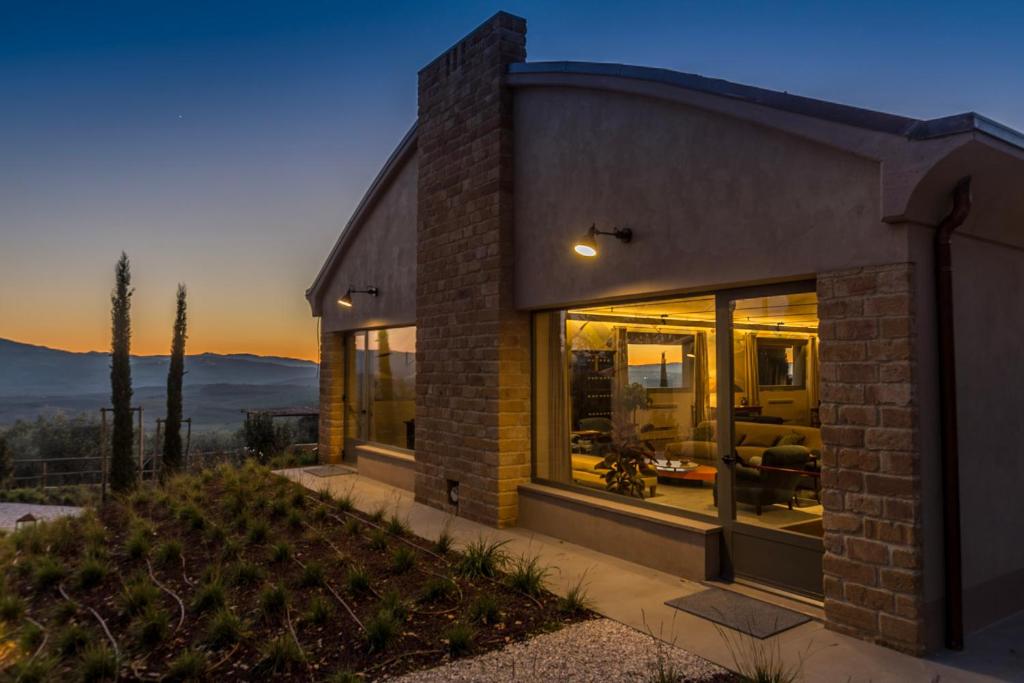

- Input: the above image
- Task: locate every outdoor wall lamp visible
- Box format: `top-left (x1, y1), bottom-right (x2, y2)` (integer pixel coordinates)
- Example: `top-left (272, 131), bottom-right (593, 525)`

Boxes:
top-left (572, 223), bottom-right (633, 257)
top-left (338, 286), bottom-right (379, 308)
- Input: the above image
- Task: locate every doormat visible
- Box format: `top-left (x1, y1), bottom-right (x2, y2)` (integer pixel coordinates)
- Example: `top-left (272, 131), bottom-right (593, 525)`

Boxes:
top-left (304, 465), bottom-right (356, 478)
top-left (665, 588), bottom-right (811, 638)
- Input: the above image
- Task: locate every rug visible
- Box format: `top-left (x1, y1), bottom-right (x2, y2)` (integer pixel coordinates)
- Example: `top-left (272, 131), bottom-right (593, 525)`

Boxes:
top-left (664, 588), bottom-right (811, 638)
top-left (304, 464), bottom-right (357, 478)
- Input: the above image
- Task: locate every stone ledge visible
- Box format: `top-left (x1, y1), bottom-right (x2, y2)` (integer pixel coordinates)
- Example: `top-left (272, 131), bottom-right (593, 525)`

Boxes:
top-left (517, 482), bottom-right (721, 580)
top-left (353, 443), bottom-right (416, 492)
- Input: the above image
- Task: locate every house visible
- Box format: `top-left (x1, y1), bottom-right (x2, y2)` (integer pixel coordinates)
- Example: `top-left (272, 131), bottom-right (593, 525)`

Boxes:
top-left (306, 12), bottom-right (1024, 656)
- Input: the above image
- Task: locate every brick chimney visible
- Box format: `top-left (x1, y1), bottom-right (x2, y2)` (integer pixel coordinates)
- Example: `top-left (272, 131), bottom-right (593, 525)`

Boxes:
top-left (414, 13), bottom-right (529, 526)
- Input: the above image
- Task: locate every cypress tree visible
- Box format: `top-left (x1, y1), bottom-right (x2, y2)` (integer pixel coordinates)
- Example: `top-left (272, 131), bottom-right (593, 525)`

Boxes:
top-left (162, 284), bottom-right (187, 474)
top-left (109, 252), bottom-right (137, 492)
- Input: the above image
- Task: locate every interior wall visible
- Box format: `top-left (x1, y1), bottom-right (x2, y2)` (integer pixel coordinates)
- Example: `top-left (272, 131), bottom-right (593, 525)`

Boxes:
top-left (512, 86), bottom-right (908, 310)
top-left (318, 154), bottom-right (418, 332)
top-left (951, 232), bottom-right (1024, 633)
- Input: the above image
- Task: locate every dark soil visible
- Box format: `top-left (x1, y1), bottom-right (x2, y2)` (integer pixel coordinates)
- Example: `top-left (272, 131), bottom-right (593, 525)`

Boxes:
top-left (1, 463), bottom-right (592, 681)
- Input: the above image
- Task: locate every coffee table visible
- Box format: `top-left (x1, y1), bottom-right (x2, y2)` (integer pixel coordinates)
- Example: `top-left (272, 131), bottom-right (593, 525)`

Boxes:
top-left (652, 460), bottom-right (717, 484)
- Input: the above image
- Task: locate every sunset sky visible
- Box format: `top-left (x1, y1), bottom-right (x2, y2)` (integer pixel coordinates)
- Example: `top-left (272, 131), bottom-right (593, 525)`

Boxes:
top-left (3, 1), bottom-right (1022, 362)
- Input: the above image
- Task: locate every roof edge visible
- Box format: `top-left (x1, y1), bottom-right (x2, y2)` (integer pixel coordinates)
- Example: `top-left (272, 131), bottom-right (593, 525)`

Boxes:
top-left (508, 61), bottom-right (1024, 151)
top-left (306, 122), bottom-right (418, 316)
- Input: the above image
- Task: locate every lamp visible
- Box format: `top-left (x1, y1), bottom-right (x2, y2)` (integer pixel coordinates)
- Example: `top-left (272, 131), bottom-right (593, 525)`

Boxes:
top-left (572, 223), bottom-right (633, 257)
top-left (338, 286), bottom-right (379, 308)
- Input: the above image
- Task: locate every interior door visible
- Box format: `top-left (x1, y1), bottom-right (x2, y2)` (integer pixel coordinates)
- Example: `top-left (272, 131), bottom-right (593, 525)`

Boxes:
top-left (714, 284), bottom-right (824, 598)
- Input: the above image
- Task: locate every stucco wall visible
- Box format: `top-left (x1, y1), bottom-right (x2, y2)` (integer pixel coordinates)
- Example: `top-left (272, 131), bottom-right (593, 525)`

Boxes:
top-left (512, 86), bottom-right (909, 308)
top-left (952, 232), bottom-right (1024, 633)
top-left (318, 154), bottom-right (418, 332)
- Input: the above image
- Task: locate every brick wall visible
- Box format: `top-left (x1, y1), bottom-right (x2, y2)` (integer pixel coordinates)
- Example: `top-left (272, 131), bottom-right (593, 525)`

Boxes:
top-left (414, 13), bottom-right (531, 526)
top-left (318, 329), bottom-right (344, 464)
top-left (818, 263), bottom-right (925, 654)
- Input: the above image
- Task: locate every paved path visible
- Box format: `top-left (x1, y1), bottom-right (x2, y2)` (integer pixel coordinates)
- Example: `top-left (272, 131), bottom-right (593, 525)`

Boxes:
top-left (0, 503), bottom-right (82, 530)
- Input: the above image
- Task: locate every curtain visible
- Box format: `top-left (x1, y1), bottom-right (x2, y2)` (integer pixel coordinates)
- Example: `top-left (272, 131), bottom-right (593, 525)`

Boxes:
top-left (611, 326), bottom-right (629, 443)
top-left (692, 332), bottom-right (710, 426)
top-left (744, 332), bottom-right (760, 407)
top-left (544, 312), bottom-right (572, 483)
top-left (807, 335), bottom-right (820, 411)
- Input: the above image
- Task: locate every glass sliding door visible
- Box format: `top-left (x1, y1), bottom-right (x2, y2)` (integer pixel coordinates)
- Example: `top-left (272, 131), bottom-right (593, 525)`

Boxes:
top-left (720, 285), bottom-right (823, 596)
top-left (344, 326), bottom-right (417, 453)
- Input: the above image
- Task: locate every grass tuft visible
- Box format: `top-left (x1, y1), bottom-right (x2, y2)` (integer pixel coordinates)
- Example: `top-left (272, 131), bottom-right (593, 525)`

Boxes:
top-left (76, 557), bottom-right (109, 590)
top-left (204, 608), bottom-right (244, 648)
top-left (468, 593), bottom-right (501, 625)
top-left (165, 647), bottom-right (207, 681)
top-left (121, 576), bottom-right (160, 616)
top-left (367, 528), bottom-right (389, 552)
top-left (0, 593), bottom-right (25, 621)
top-left (154, 540), bottom-right (183, 567)
top-left (444, 622), bottom-right (475, 658)
top-left (227, 560), bottom-right (264, 587)
top-left (247, 520), bottom-right (269, 545)
top-left (258, 584), bottom-right (288, 622)
top-left (345, 565), bottom-right (371, 596)
top-left (384, 513), bottom-right (410, 537)
top-left (56, 622), bottom-right (92, 656)
top-left (364, 608), bottom-right (399, 653)
top-left (270, 541), bottom-right (292, 564)
top-left (303, 595), bottom-right (333, 626)
top-left (299, 561), bottom-right (325, 588)
top-left (418, 576), bottom-right (454, 604)
top-left (78, 642), bottom-right (118, 683)
top-left (558, 575), bottom-right (593, 615)
top-left (343, 516), bottom-right (362, 536)
top-left (190, 577), bottom-right (226, 614)
top-left (124, 529), bottom-right (150, 561)
top-left (32, 556), bottom-right (65, 591)
top-left (257, 635), bottom-right (306, 674)
top-left (456, 537), bottom-right (509, 578)
top-left (433, 527), bottom-right (454, 556)
top-left (132, 604), bottom-right (170, 647)
top-left (389, 546), bottom-right (416, 574)
top-left (506, 554), bottom-right (551, 596)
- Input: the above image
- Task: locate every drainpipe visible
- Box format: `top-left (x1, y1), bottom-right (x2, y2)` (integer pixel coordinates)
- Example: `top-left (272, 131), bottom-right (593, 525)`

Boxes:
top-left (935, 176), bottom-right (971, 651)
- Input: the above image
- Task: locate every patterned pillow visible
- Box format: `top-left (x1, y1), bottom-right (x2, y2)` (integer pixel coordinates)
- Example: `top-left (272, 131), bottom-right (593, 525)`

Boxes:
top-left (777, 432), bottom-right (806, 446)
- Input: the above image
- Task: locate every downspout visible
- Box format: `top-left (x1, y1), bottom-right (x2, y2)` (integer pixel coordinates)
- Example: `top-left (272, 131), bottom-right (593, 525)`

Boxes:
top-left (935, 176), bottom-right (971, 651)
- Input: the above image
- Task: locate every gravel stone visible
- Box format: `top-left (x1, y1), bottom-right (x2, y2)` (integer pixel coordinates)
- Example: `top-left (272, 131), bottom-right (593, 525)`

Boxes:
top-left (388, 618), bottom-right (733, 682)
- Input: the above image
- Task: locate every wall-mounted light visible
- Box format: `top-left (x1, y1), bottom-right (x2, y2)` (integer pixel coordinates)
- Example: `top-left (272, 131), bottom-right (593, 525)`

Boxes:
top-left (338, 286), bottom-right (379, 308)
top-left (573, 223), bottom-right (633, 257)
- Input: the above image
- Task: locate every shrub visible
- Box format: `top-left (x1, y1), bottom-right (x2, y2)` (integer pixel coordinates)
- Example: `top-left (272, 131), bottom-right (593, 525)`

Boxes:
top-left (367, 529), bottom-right (389, 552)
top-left (259, 584), bottom-right (288, 622)
top-left (384, 513), bottom-right (410, 537)
top-left (56, 622), bottom-right (92, 656)
top-left (227, 560), bottom-right (264, 587)
top-left (124, 529), bottom-right (150, 560)
top-left (298, 561), bottom-right (325, 588)
top-left (165, 648), bottom-right (207, 681)
top-left (190, 577), bottom-right (226, 614)
top-left (418, 577), bottom-right (454, 603)
top-left (336, 492), bottom-right (355, 513)
top-left (132, 605), bottom-right (170, 647)
top-left (204, 608), bottom-right (244, 648)
top-left (468, 593), bottom-right (500, 625)
top-left (558, 576), bottom-right (593, 615)
top-left (121, 577), bottom-right (160, 616)
top-left (433, 528), bottom-right (454, 556)
top-left (444, 622), bottom-right (475, 658)
top-left (364, 609), bottom-right (398, 652)
top-left (345, 566), bottom-right (371, 596)
top-left (0, 593), bottom-right (25, 621)
top-left (247, 520), bottom-right (269, 545)
top-left (456, 537), bottom-right (509, 578)
top-left (389, 546), bottom-right (416, 574)
top-left (257, 635), bottom-right (305, 674)
top-left (154, 540), bottom-right (182, 567)
top-left (77, 557), bottom-right (109, 590)
top-left (33, 557), bottom-right (65, 591)
top-left (303, 595), bottom-right (332, 626)
top-left (506, 554), bottom-right (551, 597)
top-left (270, 541), bottom-right (292, 563)
top-left (78, 642), bottom-right (118, 682)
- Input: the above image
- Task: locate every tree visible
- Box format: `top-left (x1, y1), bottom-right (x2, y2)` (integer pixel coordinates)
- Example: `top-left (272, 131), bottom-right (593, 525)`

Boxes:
top-left (162, 284), bottom-right (188, 474)
top-left (109, 252), bottom-right (137, 492)
top-left (0, 431), bottom-right (11, 489)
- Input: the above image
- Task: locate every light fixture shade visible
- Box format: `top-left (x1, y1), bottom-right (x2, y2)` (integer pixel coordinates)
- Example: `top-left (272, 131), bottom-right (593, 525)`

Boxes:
top-left (573, 224), bottom-right (598, 257)
top-left (338, 289), bottom-right (353, 307)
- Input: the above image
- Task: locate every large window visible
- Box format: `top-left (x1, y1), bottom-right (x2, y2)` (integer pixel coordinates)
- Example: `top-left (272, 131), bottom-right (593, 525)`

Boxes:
top-left (346, 326), bottom-right (416, 451)
top-left (533, 291), bottom-right (822, 536)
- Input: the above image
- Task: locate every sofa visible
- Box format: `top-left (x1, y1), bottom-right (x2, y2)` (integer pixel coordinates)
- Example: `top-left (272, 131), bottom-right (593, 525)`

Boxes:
top-left (713, 446), bottom-right (812, 515)
top-left (571, 453), bottom-right (658, 498)
top-left (665, 420), bottom-right (821, 467)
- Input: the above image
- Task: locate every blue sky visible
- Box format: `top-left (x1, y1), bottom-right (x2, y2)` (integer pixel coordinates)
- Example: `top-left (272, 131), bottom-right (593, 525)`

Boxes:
top-left (1, 1), bottom-right (1021, 359)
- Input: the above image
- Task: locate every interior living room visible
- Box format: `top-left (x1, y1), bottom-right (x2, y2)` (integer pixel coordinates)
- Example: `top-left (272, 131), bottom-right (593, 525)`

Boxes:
top-left (534, 290), bottom-right (822, 538)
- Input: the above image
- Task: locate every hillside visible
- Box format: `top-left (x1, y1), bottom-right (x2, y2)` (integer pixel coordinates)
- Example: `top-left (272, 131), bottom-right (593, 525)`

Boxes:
top-left (0, 338), bottom-right (318, 430)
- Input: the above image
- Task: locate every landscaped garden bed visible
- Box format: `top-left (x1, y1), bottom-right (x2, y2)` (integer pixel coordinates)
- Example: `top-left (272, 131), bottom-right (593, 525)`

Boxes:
top-left (0, 462), bottom-right (592, 681)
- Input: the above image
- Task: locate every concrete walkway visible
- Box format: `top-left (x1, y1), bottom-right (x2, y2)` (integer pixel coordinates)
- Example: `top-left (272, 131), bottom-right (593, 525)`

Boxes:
top-left (280, 468), bottom-right (1022, 683)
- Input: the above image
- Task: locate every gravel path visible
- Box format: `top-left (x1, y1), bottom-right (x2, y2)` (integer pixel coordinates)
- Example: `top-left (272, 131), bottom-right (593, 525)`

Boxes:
top-left (0, 502), bottom-right (82, 530)
top-left (388, 618), bottom-right (733, 683)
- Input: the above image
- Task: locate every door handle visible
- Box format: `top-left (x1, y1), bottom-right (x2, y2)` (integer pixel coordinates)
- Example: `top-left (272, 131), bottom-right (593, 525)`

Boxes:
top-left (721, 453), bottom-right (738, 465)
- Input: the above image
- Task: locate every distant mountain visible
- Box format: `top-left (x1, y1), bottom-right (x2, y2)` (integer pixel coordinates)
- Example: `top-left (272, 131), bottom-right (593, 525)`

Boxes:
top-left (0, 338), bottom-right (318, 430)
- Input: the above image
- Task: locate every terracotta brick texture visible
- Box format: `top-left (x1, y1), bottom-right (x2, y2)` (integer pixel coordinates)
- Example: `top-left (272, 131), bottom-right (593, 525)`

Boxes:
top-left (413, 13), bottom-right (530, 527)
top-left (818, 263), bottom-right (925, 654)
top-left (318, 329), bottom-right (344, 464)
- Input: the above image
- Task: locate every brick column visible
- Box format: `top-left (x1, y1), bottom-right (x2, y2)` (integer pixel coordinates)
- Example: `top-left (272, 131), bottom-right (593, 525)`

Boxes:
top-left (414, 12), bottom-right (530, 527)
top-left (318, 329), bottom-right (344, 464)
top-left (818, 263), bottom-right (925, 654)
